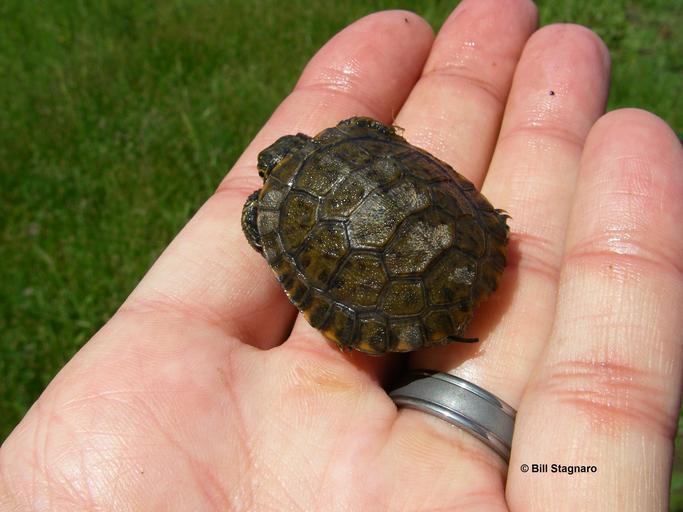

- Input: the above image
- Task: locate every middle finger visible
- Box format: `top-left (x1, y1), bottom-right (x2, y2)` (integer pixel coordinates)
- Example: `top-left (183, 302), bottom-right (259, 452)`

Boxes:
top-left (395, 0), bottom-right (538, 187)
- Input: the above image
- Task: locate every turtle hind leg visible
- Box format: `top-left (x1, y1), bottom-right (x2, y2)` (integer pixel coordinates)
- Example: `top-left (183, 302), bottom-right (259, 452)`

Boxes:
top-left (446, 335), bottom-right (479, 344)
top-left (241, 190), bottom-right (263, 254)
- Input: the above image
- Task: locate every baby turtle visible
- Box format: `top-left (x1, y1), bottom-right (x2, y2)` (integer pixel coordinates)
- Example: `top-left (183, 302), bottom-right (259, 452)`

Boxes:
top-left (241, 117), bottom-right (508, 354)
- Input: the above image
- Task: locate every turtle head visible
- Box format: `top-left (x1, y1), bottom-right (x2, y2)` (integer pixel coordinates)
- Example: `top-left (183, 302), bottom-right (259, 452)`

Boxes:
top-left (257, 133), bottom-right (310, 181)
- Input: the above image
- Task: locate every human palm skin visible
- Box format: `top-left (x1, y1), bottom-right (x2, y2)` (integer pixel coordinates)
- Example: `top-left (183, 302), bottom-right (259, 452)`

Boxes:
top-left (2, 1), bottom-right (683, 511)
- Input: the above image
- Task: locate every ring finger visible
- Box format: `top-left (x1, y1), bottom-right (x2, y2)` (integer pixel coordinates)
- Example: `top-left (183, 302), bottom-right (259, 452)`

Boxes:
top-left (413, 23), bottom-right (611, 403)
top-left (392, 19), bottom-right (611, 500)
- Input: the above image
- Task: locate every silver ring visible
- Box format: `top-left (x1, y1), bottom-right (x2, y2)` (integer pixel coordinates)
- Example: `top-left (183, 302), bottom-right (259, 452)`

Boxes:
top-left (389, 370), bottom-right (516, 463)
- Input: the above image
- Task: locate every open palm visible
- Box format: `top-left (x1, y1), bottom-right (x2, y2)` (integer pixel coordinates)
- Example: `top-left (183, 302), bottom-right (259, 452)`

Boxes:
top-left (2, 1), bottom-right (682, 510)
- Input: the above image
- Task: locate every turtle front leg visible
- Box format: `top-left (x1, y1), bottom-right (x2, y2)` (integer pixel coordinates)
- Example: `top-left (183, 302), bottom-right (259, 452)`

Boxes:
top-left (241, 190), bottom-right (263, 254)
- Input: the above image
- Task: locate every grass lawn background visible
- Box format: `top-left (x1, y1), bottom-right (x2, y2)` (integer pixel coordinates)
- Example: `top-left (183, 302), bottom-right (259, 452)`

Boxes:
top-left (1, 0), bottom-right (681, 505)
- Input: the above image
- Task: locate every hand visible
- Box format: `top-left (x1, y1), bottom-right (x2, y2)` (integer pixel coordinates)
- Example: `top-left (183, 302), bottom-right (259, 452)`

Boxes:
top-left (2, 1), bottom-right (682, 510)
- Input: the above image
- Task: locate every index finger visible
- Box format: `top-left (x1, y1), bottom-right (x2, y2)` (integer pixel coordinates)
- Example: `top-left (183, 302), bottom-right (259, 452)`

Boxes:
top-left (120, 11), bottom-right (434, 348)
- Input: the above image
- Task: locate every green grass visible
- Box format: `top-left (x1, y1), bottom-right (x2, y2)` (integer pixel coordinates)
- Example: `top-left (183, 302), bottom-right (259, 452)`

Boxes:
top-left (1, 0), bottom-right (681, 505)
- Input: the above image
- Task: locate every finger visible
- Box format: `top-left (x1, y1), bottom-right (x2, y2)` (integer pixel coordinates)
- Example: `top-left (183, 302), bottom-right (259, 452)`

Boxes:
top-left (394, 0), bottom-right (538, 186)
top-left (508, 110), bottom-right (683, 511)
top-left (286, 0), bottom-right (536, 365)
top-left (413, 24), bottom-right (611, 405)
top-left (398, 22), bottom-right (610, 496)
top-left (379, 1), bottom-right (546, 504)
top-left (120, 11), bottom-right (434, 349)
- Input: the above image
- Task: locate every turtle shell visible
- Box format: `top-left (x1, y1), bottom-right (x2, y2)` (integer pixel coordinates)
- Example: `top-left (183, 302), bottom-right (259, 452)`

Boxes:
top-left (243, 117), bottom-right (508, 354)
